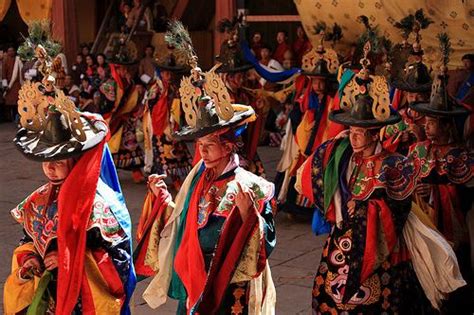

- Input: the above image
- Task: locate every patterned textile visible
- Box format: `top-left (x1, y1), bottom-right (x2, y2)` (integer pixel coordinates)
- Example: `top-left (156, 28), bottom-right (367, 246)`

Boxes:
top-left (409, 141), bottom-right (473, 184)
top-left (294, 0), bottom-right (473, 69)
top-left (173, 166), bottom-right (276, 314)
top-left (151, 134), bottom-right (192, 180)
top-left (112, 115), bottom-right (145, 169)
top-left (6, 179), bottom-right (133, 314)
top-left (305, 138), bottom-right (433, 313)
top-left (409, 141), bottom-right (473, 247)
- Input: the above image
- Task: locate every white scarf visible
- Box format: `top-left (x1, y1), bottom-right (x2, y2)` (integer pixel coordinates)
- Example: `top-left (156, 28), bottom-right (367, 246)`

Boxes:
top-left (8, 56), bottom-right (23, 88)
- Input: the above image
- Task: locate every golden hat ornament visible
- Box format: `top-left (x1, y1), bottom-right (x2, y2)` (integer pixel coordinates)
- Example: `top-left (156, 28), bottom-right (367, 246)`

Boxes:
top-left (14, 49), bottom-right (107, 161)
top-left (165, 20), bottom-right (255, 141)
top-left (301, 30), bottom-right (339, 78)
top-left (329, 41), bottom-right (401, 128)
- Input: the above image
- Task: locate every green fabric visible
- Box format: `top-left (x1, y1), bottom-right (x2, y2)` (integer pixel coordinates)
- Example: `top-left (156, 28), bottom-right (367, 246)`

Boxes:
top-left (323, 138), bottom-right (350, 212)
top-left (168, 168), bottom-right (203, 301)
top-left (27, 270), bottom-right (53, 315)
top-left (338, 70), bottom-right (356, 100)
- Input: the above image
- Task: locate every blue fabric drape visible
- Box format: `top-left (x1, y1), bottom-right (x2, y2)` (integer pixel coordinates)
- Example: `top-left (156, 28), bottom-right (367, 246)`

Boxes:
top-left (242, 41), bottom-right (301, 83)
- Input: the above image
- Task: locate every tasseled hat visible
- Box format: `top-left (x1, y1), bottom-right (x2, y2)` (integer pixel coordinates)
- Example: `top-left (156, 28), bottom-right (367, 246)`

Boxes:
top-left (165, 20), bottom-right (255, 140)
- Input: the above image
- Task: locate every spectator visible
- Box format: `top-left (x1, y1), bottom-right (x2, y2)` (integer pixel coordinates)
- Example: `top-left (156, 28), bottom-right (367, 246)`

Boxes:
top-left (79, 91), bottom-right (97, 112)
top-left (126, 0), bottom-right (152, 31)
top-left (139, 45), bottom-right (156, 79)
top-left (85, 54), bottom-right (97, 79)
top-left (250, 32), bottom-right (264, 60)
top-left (259, 44), bottom-right (283, 70)
top-left (282, 50), bottom-right (295, 70)
top-left (2, 46), bottom-right (22, 121)
top-left (81, 44), bottom-right (90, 59)
top-left (63, 74), bottom-right (81, 104)
top-left (71, 53), bottom-right (86, 85)
top-left (292, 25), bottom-right (311, 66)
top-left (119, 2), bottom-right (132, 32)
top-left (80, 75), bottom-right (94, 95)
top-left (259, 44), bottom-right (283, 90)
top-left (96, 53), bottom-right (108, 79)
top-left (273, 30), bottom-right (292, 65)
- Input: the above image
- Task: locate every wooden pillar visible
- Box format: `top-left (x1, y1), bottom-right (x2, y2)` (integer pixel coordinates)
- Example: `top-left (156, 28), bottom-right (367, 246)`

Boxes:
top-left (51, 0), bottom-right (79, 70)
top-left (214, 0), bottom-right (236, 56)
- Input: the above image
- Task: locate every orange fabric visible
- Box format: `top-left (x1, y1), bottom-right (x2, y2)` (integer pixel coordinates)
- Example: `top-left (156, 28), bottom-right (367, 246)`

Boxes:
top-left (0, 0), bottom-right (11, 21)
top-left (151, 85), bottom-right (169, 137)
top-left (16, 0), bottom-right (52, 23)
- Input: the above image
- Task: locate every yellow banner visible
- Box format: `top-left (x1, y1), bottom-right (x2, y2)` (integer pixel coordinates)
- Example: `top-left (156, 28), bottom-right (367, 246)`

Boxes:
top-left (294, 0), bottom-right (473, 69)
top-left (16, 0), bottom-right (52, 24)
top-left (0, 0), bottom-right (11, 22)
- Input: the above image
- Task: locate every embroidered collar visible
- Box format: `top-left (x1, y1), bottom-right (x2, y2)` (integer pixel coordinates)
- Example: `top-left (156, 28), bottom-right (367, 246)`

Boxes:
top-left (409, 140), bottom-right (473, 184)
top-left (347, 143), bottom-right (419, 201)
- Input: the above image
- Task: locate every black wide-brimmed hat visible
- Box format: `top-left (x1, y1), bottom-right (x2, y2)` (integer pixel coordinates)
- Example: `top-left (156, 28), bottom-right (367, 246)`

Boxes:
top-left (156, 47), bottom-right (190, 73)
top-left (329, 41), bottom-right (401, 128)
top-left (173, 70), bottom-right (255, 141)
top-left (14, 81), bottom-right (107, 161)
top-left (329, 93), bottom-right (401, 127)
top-left (301, 45), bottom-right (339, 79)
top-left (409, 74), bottom-right (470, 117)
top-left (163, 20), bottom-right (255, 140)
top-left (410, 32), bottom-right (470, 117)
top-left (216, 43), bottom-right (253, 73)
top-left (174, 97), bottom-right (255, 140)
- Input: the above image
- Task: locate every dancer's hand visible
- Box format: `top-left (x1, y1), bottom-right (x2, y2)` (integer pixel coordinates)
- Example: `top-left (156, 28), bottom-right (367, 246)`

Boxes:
top-left (22, 256), bottom-right (41, 271)
top-left (44, 251), bottom-right (58, 271)
top-left (21, 255), bottom-right (43, 278)
top-left (148, 174), bottom-right (169, 198)
top-left (235, 182), bottom-right (256, 222)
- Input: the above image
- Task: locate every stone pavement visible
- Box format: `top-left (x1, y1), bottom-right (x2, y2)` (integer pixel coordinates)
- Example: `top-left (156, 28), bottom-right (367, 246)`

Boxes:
top-left (0, 122), bottom-right (325, 314)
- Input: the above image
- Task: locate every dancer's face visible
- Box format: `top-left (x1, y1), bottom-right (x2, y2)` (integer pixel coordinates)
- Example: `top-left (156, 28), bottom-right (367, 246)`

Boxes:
top-left (197, 134), bottom-right (232, 169)
top-left (42, 159), bottom-right (74, 185)
top-left (311, 77), bottom-right (326, 95)
top-left (349, 127), bottom-right (378, 154)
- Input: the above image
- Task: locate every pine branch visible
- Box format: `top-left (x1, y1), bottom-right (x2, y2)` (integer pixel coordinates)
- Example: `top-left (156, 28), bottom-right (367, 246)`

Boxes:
top-left (414, 9), bottom-right (433, 29)
top-left (327, 23), bottom-right (343, 43)
top-left (437, 32), bottom-right (452, 66)
top-left (312, 21), bottom-right (327, 35)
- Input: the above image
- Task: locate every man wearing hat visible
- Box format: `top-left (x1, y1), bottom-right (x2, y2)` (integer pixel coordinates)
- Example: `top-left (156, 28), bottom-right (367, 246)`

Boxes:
top-left (135, 22), bottom-right (276, 314)
top-left (408, 47), bottom-right (472, 270)
top-left (276, 36), bottom-right (343, 217)
top-left (384, 18), bottom-right (433, 154)
top-left (296, 43), bottom-right (454, 313)
top-left (105, 48), bottom-right (146, 183)
top-left (141, 45), bottom-right (193, 191)
top-left (216, 35), bottom-right (267, 177)
top-left (4, 44), bottom-right (135, 314)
